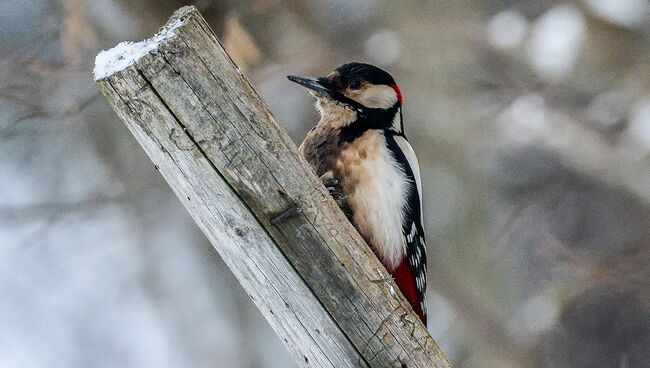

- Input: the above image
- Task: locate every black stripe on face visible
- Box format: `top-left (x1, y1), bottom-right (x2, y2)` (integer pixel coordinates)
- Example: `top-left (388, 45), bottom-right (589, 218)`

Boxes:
top-left (338, 104), bottom-right (400, 144)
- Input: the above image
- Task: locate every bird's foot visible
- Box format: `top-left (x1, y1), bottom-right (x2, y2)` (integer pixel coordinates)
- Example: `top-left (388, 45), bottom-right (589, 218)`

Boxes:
top-left (322, 177), bottom-right (346, 201)
top-left (321, 176), bottom-right (351, 218)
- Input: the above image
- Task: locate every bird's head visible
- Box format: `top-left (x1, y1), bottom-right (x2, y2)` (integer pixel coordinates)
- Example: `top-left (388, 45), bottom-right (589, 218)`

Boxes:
top-left (288, 63), bottom-right (403, 132)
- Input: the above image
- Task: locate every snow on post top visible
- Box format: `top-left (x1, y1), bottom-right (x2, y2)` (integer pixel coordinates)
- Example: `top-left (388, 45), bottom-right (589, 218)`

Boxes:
top-left (93, 14), bottom-right (185, 80)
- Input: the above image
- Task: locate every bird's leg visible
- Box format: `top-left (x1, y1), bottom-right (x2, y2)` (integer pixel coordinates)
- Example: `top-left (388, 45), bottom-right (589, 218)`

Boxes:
top-left (322, 177), bottom-right (345, 200)
top-left (321, 176), bottom-right (352, 219)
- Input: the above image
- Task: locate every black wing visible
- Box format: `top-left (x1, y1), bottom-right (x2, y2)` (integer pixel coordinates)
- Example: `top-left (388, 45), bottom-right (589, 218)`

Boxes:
top-left (386, 132), bottom-right (428, 322)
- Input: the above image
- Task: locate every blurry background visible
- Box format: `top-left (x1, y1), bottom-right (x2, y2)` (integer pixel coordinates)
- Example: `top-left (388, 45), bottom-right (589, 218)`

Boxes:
top-left (2, 0), bottom-right (650, 367)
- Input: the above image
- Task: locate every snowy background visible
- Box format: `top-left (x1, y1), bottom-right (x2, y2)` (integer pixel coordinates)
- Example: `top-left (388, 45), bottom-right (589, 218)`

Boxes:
top-left (2, 1), bottom-right (650, 367)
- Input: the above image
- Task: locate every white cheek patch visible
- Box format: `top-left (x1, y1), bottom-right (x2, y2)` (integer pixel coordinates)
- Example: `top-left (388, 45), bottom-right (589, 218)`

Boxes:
top-left (354, 84), bottom-right (398, 109)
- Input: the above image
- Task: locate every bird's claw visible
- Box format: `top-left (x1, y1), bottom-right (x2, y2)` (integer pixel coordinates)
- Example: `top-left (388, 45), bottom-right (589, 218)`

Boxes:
top-left (323, 178), bottom-right (346, 200)
top-left (321, 176), bottom-right (352, 218)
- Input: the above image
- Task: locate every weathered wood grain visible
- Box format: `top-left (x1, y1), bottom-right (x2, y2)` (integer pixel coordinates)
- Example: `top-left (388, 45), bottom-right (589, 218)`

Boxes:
top-left (96, 6), bottom-right (452, 368)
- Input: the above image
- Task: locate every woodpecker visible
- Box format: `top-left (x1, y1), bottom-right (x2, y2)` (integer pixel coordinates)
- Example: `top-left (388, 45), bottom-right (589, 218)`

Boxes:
top-left (288, 63), bottom-right (427, 325)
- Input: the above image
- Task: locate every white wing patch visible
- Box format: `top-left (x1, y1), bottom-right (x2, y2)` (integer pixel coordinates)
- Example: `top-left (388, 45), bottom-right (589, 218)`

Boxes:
top-left (394, 136), bottom-right (422, 206)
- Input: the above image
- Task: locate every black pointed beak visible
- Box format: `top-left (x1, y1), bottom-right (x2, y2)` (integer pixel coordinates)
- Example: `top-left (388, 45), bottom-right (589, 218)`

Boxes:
top-left (287, 75), bottom-right (332, 94)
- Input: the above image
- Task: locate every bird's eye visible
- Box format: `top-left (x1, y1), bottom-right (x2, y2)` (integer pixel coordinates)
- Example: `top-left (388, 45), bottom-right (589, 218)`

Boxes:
top-left (348, 79), bottom-right (361, 90)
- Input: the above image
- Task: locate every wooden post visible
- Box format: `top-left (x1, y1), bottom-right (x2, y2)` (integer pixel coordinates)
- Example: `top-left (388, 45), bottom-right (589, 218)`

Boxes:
top-left (95, 6), bottom-right (453, 368)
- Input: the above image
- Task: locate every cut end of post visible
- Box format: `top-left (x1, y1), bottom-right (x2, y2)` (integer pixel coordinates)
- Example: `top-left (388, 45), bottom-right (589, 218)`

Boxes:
top-left (93, 6), bottom-right (197, 81)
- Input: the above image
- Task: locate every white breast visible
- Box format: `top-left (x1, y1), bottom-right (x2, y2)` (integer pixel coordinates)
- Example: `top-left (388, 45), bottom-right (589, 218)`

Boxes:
top-left (337, 131), bottom-right (410, 271)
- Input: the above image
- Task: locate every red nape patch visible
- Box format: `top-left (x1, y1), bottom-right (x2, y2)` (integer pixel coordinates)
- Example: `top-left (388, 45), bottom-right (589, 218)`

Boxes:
top-left (391, 261), bottom-right (426, 325)
top-left (390, 83), bottom-right (403, 105)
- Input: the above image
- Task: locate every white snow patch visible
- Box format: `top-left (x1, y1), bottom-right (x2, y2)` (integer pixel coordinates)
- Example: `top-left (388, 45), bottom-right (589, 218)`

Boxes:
top-left (93, 17), bottom-right (184, 80)
top-left (497, 94), bottom-right (549, 144)
top-left (624, 96), bottom-right (650, 150)
top-left (508, 292), bottom-right (559, 338)
top-left (365, 29), bottom-right (401, 65)
top-left (583, 0), bottom-right (648, 27)
top-left (487, 10), bottom-right (529, 50)
top-left (527, 5), bottom-right (586, 80)
top-left (587, 90), bottom-right (627, 128)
